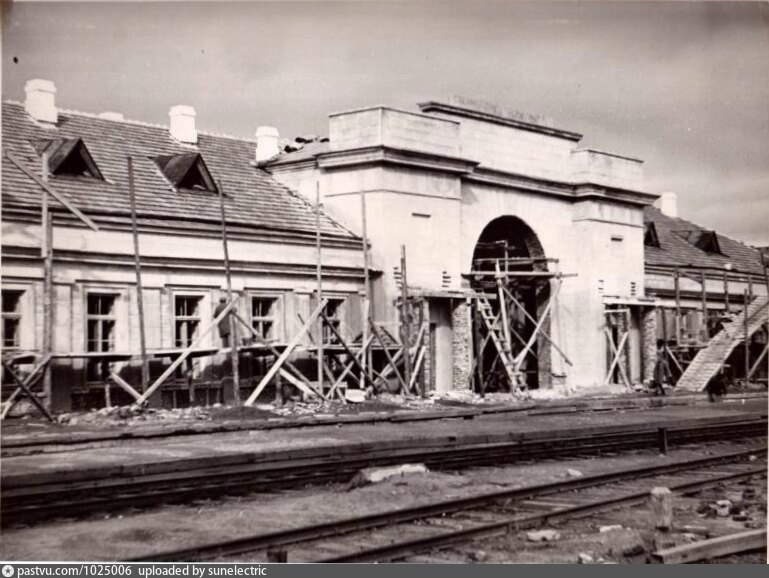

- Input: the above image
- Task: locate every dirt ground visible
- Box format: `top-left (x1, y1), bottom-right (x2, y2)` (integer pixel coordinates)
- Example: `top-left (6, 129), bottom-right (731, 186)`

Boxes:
top-left (1, 440), bottom-right (765, 562)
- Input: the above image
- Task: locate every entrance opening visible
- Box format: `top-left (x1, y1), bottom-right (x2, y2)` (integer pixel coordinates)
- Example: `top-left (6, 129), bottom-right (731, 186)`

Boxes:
top-left (469, 216), bottom-right (551, 392)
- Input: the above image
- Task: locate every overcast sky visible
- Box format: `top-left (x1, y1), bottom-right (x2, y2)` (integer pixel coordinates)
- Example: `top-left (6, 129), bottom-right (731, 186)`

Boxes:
top-left (3, 1), bottom-right (768, 245)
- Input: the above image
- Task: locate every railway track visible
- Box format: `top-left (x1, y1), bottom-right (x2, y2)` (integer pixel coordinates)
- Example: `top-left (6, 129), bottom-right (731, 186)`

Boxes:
top-left (2, 417), bottom-right (765, 527)
top-left (129, 444), bottom-right (767, 563)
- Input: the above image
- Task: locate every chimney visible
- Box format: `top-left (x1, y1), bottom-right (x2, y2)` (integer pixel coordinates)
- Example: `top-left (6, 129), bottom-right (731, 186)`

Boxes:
top-left (255, 126), bottom-right (280, 163)
top-left (168, 105), bottom-right (197, 144)
top-left (24, 79), bottom-right (58, 124)
top-left (657, 191), bottom-right (678, 218)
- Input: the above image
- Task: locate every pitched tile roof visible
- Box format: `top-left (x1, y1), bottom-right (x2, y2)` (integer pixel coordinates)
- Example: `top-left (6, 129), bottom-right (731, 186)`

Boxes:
top-left (269, 140), bottom-right (330, 166)
top-left (2, 102), bottom-right (355, 239)
top-left (644, 206), bottom-right (765, 276)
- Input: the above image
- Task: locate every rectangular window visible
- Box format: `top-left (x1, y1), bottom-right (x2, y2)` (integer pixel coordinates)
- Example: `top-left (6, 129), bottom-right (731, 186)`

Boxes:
top-left (174, 295), bottom-right (202, 377)
top-left (251, 297), bottom-right (278, 340)
top-left (86, 293), bottom-right (117, 382)
top-left (322, 298), bottom-right (345, 344)
top-left (2, 290), bottom-right (24, 350)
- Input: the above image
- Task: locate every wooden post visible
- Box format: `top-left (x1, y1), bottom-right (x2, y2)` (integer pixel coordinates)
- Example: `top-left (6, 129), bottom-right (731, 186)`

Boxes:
top-left (127, 158), bottom-right (150, 392)
top-left (41, 152), bottom-right (53, 410)
top-left (748, 274), bottom-right (753, 301)
top-left (657, 427), bottom-right (668, 455)
top-left (650, 486), bottom-right (673, 531)
top-left (700, 271), bottom-right (708, 332)
top-left (674, 267), bottom-right (681, 344)
top-left (723, 270), bottom-right (729, 313)
top-left (744, 289), bottom-right (750, 383)
top-left (360, 190), bottom-right (371, 386)
top-left (399, 245), bottom-right (412, 395)
top-left (218, 180), bottom-right (240, 404)
top-left (315, 183), bottom-right (324, 393)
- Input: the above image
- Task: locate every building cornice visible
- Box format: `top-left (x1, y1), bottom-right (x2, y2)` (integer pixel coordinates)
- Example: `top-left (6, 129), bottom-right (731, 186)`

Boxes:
top-left (315, 145), bottom-right (479, 175)
top-left (418, 100), bottom-right (583, 141)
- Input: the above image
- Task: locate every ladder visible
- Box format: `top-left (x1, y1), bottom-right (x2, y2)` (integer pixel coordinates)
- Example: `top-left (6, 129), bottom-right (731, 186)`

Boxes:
top-left (676, 295), bottom-right (769, 391)
top-left (476, 295), bottom-right (524, 393)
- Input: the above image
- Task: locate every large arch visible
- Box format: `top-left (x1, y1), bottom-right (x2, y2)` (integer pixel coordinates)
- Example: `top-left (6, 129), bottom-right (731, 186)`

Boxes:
top-left (469, 215), bottom-right (552, 391)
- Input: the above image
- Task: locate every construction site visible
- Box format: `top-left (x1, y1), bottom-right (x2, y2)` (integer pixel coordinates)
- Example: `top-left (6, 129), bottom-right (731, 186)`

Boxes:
top-left (1, 80), bottom-right (767, 565)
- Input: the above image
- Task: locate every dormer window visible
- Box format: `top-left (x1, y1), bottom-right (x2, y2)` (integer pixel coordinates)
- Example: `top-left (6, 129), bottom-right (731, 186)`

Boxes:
top-left (32, 137), bottom-right (104, 180)
top-left (673, 229), bottom-right (722, 255)
top-left (644, 222), bottom-right (660, 248)
top-left (153, 153), bottom-right (217, 193)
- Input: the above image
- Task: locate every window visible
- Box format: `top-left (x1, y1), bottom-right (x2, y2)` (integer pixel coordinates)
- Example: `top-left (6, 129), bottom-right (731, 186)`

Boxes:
top-left (322, 298), bottom-right (345, 344)
top-left (86, 294), bottom-right (117, 382)
top-left (251, 297), bottom-right (278, 340)
top-left (644, 222), bottom-right (660, 247)
top-left (32, 137), bottom-right (104, 180)
top-left (153, 153), bottom-right (217, 193)
top-left (673, 229), bottom-right (723, 255)
top-left (2, 290), bottom-right (24, 350)
top-left (174, 296), bottom-right (202, 377)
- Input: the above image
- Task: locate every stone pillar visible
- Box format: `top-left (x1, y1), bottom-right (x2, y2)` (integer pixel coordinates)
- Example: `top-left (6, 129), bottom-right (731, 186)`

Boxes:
top-left (451, 299), bottom-right (471, 390)
top-left (642, 307), bottom-right (658, 383)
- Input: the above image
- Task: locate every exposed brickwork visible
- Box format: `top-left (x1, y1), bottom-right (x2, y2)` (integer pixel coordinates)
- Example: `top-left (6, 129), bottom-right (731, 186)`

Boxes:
top-left (642, 307), bottom-right (657, 383)
top-left (451, 299), bottom-right (471, 390)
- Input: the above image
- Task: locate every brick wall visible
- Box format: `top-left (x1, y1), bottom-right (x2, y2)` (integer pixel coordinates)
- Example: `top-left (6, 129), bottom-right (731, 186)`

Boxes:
top-left (451, 299), bottom-right (471, 390)
top-left (642, 307), bottom-right (657, 383)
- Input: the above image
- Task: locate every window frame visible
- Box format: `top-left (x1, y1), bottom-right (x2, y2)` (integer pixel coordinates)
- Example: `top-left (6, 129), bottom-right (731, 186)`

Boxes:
top-left (2, 289), bottom-right (25, 350)
top-left (85, 292), bottom-right (119, 382)
top-left (249, 294), bottom-right (282, 342)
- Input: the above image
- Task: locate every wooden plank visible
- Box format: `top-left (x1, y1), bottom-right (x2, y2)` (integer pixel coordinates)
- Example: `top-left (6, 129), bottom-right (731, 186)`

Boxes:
top-left (0, 355), bottom-right (51, 420)
top-left (244, 299), bottom-right (328, 406)
top-left (136, 298), bottom-right (238, 405)
top-left (108, 371), bottom-right (142, 401)
top-left (218, 179), bottom-right (240, 403)
top-left (370, 320), bottom-right (408, 393)
top-left (2, 361), bottom-right (54, 421)
top-left (315, 182), bottom-right (324, 392)
top-left (6, 151), bottom-right (99, 231)
top-left (650, 529), bottom-right (766, 564)
top-left (41, 152), bottom-right (53, 410)
top-left (514, 279), bottom-right (561, 368)
top-left (400, 245), bottom-right (412, 392)
top-left (128, 157), bottom-right (150, 391)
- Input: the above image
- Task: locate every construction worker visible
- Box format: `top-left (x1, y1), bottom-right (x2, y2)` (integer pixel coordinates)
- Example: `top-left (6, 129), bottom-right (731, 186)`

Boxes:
top-left (651, 339), bottom-right (671, 396)
top-left (214, 296), bottom-right (232, 347)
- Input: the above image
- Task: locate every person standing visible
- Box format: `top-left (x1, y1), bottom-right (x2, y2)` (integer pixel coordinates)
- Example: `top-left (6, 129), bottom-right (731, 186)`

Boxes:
top-left (214, 296), bottom-right (232, 348)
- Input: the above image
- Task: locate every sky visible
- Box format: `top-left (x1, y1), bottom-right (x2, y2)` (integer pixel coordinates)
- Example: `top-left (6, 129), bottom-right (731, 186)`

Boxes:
top-left (3, 0), bottom-right (769, 245)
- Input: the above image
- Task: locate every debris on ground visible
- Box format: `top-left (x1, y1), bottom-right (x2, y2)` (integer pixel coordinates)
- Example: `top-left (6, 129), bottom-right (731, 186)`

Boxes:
top-left (344, 389), bottom-right (367, 403)
top-left (348, 463), bottom-right (429, 489)
top-left (566, 468), bottom-right (584, 478)
top-left (467, 550), bottom-right (488, 562)
top-left (598, 525), bottom-right (624, 533)
top-left (526, 529), bottom-right (561, 542)
top-left (577, 552), bottom-right (594, 564)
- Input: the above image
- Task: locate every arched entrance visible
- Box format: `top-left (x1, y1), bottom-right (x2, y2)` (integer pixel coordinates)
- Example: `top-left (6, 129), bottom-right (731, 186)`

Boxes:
top-left (469, 216), bottom-right (551, 392)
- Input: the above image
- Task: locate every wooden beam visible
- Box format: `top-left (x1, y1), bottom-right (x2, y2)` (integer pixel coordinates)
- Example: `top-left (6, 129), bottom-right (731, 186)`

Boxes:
top-left (128, 157), bottom-right (150, 392)
top-left (400, 245), bottom-right (412, 393)
top-left (514, 279), bottom-right (561, 369)
top-left (41, 151), bottom-right (53, 409)
top-left (370, 320), bottom-right (408, 393)
top-left (503, 286), bottom-right (572, 366)
top-left (218, 179), bottom-right (240, 403)
top-left (109, 371), bottom-right (142, 401)
top-left (244, 299), bottom-right (328, 406)
top-left (315, 182), bottom-right (324, 392)
top-left (0, 355), bottom-right (51, 420)
top-left (2, 361), bottom-right (54, 421)
top-left (6, 151), bottom-right (99, 231)
top-left (650, 529), bottom-right (766, 564)
top-left (747, 344), bottom-right (768, 380)
top-left (136, 298), bottom-right (238, 405)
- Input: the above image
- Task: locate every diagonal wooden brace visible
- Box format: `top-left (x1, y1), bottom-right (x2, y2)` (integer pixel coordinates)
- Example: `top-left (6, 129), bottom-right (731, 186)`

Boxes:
top-left (2, 358), bottom-right (54, 421)
top-left (514, 279), bottom-right (562, 370)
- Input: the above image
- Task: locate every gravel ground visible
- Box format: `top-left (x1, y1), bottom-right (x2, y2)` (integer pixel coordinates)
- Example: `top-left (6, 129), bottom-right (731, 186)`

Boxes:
top-left (1, 440), bottom-right (764, 562)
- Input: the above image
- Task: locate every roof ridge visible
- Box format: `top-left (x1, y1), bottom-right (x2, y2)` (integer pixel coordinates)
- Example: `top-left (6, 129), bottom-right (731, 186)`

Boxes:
top-left (3, 100), bottom-right (257, 144)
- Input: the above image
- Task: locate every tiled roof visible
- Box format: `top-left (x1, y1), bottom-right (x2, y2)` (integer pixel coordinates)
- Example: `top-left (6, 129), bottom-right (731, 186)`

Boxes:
top-left (269, 140), bottom-right (330, 166)
top-left (644, 206), bottom-right (764, 276)
top-left (1, 102), bottom-right (355, 239)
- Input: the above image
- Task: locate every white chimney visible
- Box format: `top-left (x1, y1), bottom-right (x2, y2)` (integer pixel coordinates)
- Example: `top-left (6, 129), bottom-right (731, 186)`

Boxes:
top-left (168, 105), bottom-right (197, 144)
top-left (255, 126), bottom-right (280, 163)
top-left (24, 79), bottom-right (58, 124)
top-left (657, 191), bottom-right (678, 218)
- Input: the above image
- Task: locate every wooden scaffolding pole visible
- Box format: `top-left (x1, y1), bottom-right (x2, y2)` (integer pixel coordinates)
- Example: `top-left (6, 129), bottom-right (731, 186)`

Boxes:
top-left (700, 271), bottom-right (708, 323)
top-left (743, 289), bottom-right (750, 383)
top-left (360, 189), bottom-right (371, 386)
top-left (723, 270), bottom-right (730, 312)
top-left (400, 245), bottom-right (413, 394)
top-left (127, 157), bottom-right (149, 392)
top-left (674, 266), bottom-right (681, 343)
top-left (315, 182), bottom-right (324, 392)
top-left (218, 180), bottom-right (240, 403)
top-left (41, 152), bottom-right (53, 408)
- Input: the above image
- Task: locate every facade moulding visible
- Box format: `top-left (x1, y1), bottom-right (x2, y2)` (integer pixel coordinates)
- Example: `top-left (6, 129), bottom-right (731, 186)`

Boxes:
top-left (2, 246), bottom-right (376, 281)
top-left (2, 208), bottom-right (363, 250)
top-left (315, 145), bottom-right (478, 174)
